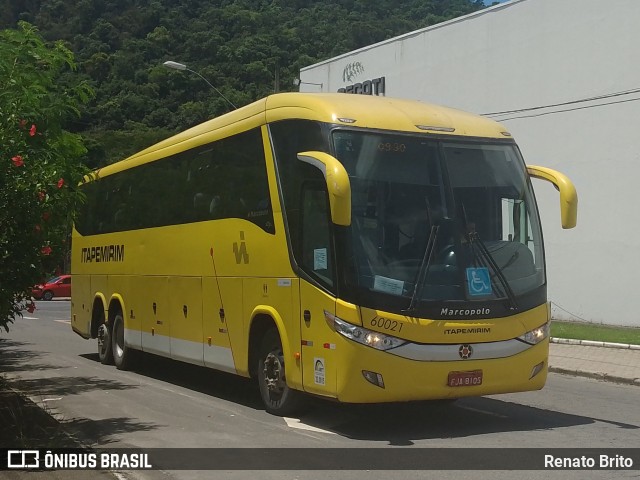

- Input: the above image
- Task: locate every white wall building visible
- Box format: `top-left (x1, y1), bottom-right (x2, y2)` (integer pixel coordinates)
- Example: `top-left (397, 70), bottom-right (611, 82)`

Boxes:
top-left (299, 0), bottom-right (640, 327)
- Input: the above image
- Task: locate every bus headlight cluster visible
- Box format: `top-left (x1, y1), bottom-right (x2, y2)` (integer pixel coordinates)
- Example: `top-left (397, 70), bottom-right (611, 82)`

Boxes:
top-left (518, 322), bottom-right (549, 345)
top-left (324, 310), bottom-right (406, 351)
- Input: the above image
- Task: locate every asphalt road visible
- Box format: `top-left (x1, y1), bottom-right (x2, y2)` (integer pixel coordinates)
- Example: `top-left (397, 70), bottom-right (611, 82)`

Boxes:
top-left (1, 300), bottom-right (639, 480)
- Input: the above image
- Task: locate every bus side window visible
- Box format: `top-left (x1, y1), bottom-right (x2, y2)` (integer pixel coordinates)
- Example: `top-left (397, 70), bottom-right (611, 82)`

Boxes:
top-left (300, 183), bottom-right (334, 288)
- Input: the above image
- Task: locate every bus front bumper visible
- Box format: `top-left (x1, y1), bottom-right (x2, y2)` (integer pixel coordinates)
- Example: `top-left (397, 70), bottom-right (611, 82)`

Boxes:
top-left (333, 339), bottom-right (549, 403)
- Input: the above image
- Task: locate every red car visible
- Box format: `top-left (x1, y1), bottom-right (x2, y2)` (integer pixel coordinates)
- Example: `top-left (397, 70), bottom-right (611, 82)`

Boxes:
top-left (32, 275), bottom-right (71, 301)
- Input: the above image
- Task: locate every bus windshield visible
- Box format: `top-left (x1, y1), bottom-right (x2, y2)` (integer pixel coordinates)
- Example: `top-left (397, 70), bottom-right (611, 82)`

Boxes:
top-left (332, 130), bottom-right (545, 315)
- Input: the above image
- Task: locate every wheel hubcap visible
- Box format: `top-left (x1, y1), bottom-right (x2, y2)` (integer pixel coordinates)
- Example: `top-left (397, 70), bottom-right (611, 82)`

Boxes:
top-left (263, 352), bottom-right (285, 394)
top-left (98, 324), bottom-right (107, 353)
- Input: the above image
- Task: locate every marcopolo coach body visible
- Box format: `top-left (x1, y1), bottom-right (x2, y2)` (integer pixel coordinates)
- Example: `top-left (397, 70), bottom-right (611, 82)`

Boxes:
top-left (71, 93), bottom-right (577, 414)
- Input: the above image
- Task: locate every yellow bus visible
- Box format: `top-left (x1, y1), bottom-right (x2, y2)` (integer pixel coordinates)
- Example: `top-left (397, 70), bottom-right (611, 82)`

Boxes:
top-left (71, 93), bottom-right (577, 415)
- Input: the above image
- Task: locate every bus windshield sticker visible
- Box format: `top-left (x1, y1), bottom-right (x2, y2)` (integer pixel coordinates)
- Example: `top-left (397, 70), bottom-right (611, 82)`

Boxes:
top-left (373, 275), bottom-right (404, 296)
top-left (466, 267), bottom-right (492, 296)
top-left (314, 248), bottom-right (328, 270)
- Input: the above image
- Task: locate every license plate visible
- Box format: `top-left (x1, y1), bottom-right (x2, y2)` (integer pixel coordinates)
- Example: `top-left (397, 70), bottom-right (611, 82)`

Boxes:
top-left (448, 370), bottom-right (483, 387)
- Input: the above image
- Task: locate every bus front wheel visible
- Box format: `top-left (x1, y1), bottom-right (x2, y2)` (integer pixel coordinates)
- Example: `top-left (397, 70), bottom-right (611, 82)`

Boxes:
top-left (257, 329), bottom-right (302, 416)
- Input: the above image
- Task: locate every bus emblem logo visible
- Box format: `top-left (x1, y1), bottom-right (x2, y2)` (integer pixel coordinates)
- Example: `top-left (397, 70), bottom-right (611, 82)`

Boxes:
top-left (233, 231), bottom-right (249, 264)
top-left (459, 344), bottom-right (473, 360)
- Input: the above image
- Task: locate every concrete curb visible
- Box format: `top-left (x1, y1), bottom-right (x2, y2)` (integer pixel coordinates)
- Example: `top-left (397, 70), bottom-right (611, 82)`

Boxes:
top-left (550, 337), bottom-right (640, 350)
top-left (548, 366), bottom-right (640, 387)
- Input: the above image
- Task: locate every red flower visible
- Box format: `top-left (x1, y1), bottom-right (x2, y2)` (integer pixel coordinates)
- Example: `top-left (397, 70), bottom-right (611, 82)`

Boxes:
top-left (41, 245), bottom-right (52, 256)
top-left (27, 302), bottom-right (36, 314)
top-left (11, 155), bottom-right (24, 167)
top-left (38, 191), bottom-right (46, 201)
top-left (29, 124), bottom-right (37, 136)
top-left (57, 178), bottom-right (65, 189)
top-left (19, 119), bottom-right (27, 128)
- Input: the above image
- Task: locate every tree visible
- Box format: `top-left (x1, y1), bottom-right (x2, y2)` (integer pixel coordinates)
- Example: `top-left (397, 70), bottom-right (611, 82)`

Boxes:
top-left (0, 22), bottom-right (93, 332)
top-left (1, 0), bottom-right (485, 164)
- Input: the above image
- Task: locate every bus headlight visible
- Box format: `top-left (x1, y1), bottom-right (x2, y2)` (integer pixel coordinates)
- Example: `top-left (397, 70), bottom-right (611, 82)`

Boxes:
top-left (518, 322), bottom-right (549, 345)
top-left (324, 311), bottom-right (407, 351)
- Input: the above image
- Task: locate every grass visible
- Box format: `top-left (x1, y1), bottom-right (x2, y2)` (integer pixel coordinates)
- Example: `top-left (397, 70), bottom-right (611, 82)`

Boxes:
top-left (551, 319), bottom-right (640, 346)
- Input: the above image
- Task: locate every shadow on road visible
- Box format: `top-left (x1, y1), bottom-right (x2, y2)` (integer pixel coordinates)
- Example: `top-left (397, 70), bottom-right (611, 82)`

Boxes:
top-left (63, 416), bottom-right (159, 447)
top-left (9, 375), bottom-right (136, 396)
top-left (80, 351), bottom-right (264, 410)
top-left (1, 339), bottom-right (160, 447)
top-left (293, 392), bottom-right (640, 445)
top-left (0, 339), bottom-right (61, 373)
top-left (292, 397), bottom-right (600, 445)
top-left (6, 337), bottom-right (636, 448)
top-left (77, 348), bottom-right (640, 446)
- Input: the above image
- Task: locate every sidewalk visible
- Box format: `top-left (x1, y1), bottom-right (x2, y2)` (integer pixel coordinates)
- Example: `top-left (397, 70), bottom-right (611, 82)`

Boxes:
top-left (549, 339), bottom-right (640, 386)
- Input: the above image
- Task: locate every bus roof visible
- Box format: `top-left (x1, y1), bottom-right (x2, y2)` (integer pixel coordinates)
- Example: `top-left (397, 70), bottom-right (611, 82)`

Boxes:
top-left (97, 93), bottom-right (511, 176)
top-left (264, 93), bottom-right (510, 138)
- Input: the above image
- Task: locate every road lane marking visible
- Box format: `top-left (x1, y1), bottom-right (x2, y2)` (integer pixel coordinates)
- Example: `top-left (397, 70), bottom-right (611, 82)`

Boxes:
top-left (54, 319), bottom-right (71, 324)
top-left (284, 417), bottom-right (337, 434)
top-left (458, 405), bottom-right (508, 418)
top-left (23, 316), bottom-right (38, 320)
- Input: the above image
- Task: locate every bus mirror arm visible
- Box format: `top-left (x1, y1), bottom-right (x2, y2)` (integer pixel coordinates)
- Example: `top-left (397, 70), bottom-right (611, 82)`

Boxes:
top-left (297, 151), bottom-right (352, 226)
top-left (527, 165), bottom-right (578, 229)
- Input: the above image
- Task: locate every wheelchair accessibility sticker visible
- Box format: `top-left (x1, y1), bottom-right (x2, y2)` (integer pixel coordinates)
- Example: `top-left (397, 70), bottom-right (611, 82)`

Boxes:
top-left (466, 267), bottom-right (492, 296)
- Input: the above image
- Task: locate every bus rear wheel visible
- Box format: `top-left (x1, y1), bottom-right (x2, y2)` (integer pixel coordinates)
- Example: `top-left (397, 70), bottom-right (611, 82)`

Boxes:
top-left (257, 329), bottom-right (302, 416)
top-left (112, 312), bottom-right (132, 370)
top-left (97, 322), bottom-right (113, 365)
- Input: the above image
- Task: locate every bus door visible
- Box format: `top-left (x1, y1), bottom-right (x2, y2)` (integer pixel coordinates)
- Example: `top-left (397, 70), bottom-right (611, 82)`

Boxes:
top-left (298, 185), bottom-right (338, 397)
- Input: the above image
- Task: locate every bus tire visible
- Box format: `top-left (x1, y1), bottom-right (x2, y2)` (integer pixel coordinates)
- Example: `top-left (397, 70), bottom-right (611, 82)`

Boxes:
top-left (111, 311), bottom-right (132, 370)
top-left (97, 322), bottom-right (113, 365)
top-left (257, 328), bottom-right (302, 416)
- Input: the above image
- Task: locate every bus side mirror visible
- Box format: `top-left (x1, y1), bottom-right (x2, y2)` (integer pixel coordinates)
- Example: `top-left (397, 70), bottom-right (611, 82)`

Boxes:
top-left (297, 151), bottom-right (351, 226)
top-left (527, 165), bottom-right (578, 229)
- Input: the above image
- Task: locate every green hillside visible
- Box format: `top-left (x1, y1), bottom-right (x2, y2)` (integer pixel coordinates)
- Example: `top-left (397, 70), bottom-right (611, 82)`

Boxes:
top-left (1, 0), bottom-right (486, 165)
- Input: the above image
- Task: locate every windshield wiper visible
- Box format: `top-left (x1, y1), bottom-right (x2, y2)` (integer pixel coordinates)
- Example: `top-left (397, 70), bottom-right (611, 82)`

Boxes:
top-left (468, 232), bottom-right (519, 311)
top-left (403, 225), bottom-right (439, 315)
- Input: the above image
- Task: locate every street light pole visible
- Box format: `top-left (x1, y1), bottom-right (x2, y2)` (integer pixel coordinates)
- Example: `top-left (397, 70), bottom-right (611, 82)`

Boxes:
top-left (163, 61), bottom-right (237, 110)
top-left (292, 78), bottom-right (323, 90)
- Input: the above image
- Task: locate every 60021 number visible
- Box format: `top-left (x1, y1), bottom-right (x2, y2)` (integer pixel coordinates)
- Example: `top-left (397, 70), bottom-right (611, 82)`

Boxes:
top-left (369, 317), bottom-right (403, 333)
